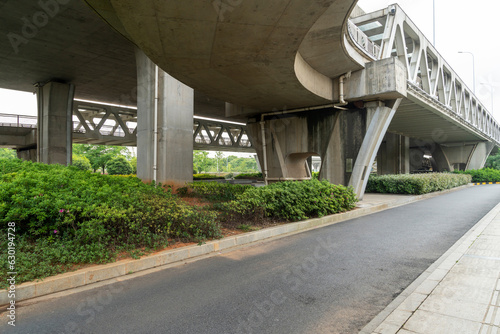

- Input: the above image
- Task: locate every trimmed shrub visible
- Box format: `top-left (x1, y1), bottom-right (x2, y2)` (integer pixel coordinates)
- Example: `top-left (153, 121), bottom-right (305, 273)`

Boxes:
top-left (366, 173), bottom-right (471, 195)
top-left (224, 179), bottom-right (357, 221)
top-left (193, 173), bottom-right (225, 180)
top-left (454, 168), bottom-right (500, 182)
top-left (106, 156), bottom-right (133, 175)
top-left (234, 172), bottom-right (263, 180)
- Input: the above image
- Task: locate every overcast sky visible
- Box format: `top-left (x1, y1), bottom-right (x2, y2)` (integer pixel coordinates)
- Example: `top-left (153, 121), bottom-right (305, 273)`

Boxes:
top-left (1, 0), bottom-right (499, 120)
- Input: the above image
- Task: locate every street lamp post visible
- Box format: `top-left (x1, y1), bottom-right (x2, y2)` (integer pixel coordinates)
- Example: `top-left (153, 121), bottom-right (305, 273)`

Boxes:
top-left (458, 51), bottom-right (476, 94)
top-left (433, 0), bottom-right (436, 45)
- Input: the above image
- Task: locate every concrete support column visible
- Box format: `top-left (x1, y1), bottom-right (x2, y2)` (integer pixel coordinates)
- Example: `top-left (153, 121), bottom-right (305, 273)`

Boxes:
top-left (430, 142), bottom-right (493, 172)
top-left (377, 133), bottom-right (410, 175)
top-left (349, 99), bottom-right (402, 199)
top-left (246, 109), bottom-right (339, 182)
top-left (467, 142), bottom-right (495, 170)
top-left (17, 146), bottom-right (37, 162)
top-left (135, 48), bottom-right (194, 187)
top-left (36, 81), bottom-right (75, 166)
top-left (320, 108), bottom-right (366, 186)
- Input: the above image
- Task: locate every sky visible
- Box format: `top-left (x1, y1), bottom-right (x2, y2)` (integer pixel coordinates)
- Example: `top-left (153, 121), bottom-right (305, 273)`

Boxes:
top-left (1, 0), bottom-right (499, 122)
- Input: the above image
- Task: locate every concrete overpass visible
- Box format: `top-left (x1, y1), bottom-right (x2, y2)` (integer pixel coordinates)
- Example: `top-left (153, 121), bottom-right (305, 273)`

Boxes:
top-left (0, 0), bottom-right (498, 197)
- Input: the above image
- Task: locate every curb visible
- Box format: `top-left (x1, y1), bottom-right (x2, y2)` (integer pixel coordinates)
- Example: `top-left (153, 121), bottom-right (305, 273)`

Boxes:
top-left (472, 182), bottom-right (500, 186)
top-left (0, 184), bottom-right (472, 307)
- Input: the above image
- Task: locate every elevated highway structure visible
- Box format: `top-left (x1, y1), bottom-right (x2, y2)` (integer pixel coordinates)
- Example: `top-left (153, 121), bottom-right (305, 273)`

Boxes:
top-left (0, 1), bottom-right (497, 196)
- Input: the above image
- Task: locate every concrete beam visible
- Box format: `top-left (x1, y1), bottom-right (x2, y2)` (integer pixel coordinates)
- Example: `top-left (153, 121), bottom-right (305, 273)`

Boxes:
top-left (36, 81), bottom-right (75, 166)
top-left (341, 57), bottom-right (407, 102)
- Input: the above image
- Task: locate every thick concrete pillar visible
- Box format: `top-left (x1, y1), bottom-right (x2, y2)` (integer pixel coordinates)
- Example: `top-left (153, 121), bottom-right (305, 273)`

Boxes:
top-left (135, 49), bottom-right (194, 187)
top-left (423, 142), bottom-right (494, 172)
top-left (36, 81), bottom-right (75, 166)
top-left (246, 109), bottom-right (339, 182)
top-left (349, 99), bottom-right (402, 199)
top-left (466, 142), bottom-right (495, 170)
top-left (320, 108), bottom-right (366, 185)
top-left (377, 133), bottom-right (410, 175)
top-left (17, 145), bottom-right (37, 162)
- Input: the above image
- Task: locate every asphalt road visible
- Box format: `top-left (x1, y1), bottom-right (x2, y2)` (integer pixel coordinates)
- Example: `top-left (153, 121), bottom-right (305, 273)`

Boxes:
top-left (3, 185), bottom-right (500, 334)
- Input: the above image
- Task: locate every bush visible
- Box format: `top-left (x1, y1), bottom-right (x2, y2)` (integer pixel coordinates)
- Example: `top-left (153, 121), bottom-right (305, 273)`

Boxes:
top-left (366, 173), bottom-right (471, 195)
top-left (0, 159), bottom-right (222, 286)
top-left (193, 173), bottom-right (225, 180)
top-left (234, 172), bottom-right (263, 180)
top-left (131, 157), bottom-right (137, 174)
top-left (72, 155), bottom-right (91, 171)
top-left (106, 156), bottom-right (133, 175)
top-left (454, 168), bottom-right (500, 182)
top-left (224, 179), bottom-right (357, 221)
top-left (187, 182), bottom-right (252, 201)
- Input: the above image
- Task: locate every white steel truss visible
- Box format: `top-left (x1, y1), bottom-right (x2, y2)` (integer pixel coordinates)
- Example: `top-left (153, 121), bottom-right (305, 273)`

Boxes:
top-left (349, 5), bottom-right (500, 145)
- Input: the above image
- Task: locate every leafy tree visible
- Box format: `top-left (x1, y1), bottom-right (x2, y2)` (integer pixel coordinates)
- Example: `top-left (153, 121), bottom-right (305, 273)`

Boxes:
top-left (72, 155), bottom-right (91, 171)
top-left (193, 151), bottom-right (212, 173)
top-left (214, 151), bottom-right (224, 173)
top-left (485, 152), bottom-right (500, 170)
top-left (0, 148), bottom-right (16, 159)
top-left (73, 144), bottom-right (129, 173)
top-left (130, 157), bottom-right (137, 174)
top-left (106, 156), bottom-right (133, 175)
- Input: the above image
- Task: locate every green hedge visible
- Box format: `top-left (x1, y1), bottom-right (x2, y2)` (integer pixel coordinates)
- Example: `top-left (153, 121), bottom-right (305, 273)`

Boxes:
top-left (224, 179), bottom-right (357, 221)
top-left (193, 173), bottom-right (225, 180)
top-left (233, 172), bottom-right (263, 180)
top-left (366, 173), bottom-right (471, 195)
top-left (0, 159), bottom-right (221, 286)
top-left (454, 168), bottom-right (500, 182)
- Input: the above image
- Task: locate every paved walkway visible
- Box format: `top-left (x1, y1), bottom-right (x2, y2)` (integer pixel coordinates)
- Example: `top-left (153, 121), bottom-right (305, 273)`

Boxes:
top-left (361, 193), bottom-right (500, 334)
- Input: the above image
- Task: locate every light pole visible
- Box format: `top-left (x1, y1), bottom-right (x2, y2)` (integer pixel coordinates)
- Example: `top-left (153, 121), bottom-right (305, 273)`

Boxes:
top-left (480, 82), bottom-right (494, 112)
top-left (458, 51), bottom-right (476, 94)
top-left (433, 0), bottom-right (436, 45)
